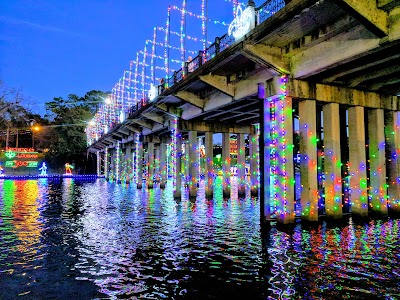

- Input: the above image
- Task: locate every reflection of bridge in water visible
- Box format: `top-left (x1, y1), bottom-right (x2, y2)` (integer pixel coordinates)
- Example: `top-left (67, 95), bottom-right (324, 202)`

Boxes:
top-left (87, 0), bottom-right (400, 224)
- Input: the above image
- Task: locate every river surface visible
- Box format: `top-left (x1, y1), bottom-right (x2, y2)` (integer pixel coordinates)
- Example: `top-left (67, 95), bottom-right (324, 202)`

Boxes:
top-left (0, 178), bottom-right (399, 299)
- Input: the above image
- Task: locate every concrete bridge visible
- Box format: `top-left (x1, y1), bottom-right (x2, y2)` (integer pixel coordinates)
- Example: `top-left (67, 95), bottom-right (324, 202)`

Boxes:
top-left (87, 0), bottom-right (400, 224)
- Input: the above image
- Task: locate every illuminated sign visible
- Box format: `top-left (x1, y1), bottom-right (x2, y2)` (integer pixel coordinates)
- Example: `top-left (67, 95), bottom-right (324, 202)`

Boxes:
top-left (6, 147), bottom-right (35, 152)
top-left (5, 151), bottom-right (39, 159)
top-left (230, 139), bottom-right (238, 155)
top-left (5, 161), bottom-right (39, 168)
top-left (17, 153), bottom-right (39, 159)
top-left (5, 151), bottom-right (16, 159)
top-left (228, 5), bottom-right (256, 41)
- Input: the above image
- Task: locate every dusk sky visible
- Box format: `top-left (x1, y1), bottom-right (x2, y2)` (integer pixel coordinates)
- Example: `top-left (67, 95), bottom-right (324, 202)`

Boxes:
top-left (0, 0), bottom-right (258, 116)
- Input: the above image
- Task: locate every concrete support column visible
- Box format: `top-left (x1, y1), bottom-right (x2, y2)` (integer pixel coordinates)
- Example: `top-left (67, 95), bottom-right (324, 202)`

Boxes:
top-left (125, 145), bottom-right (132, 184)
top-left (299, 100), bottom-right (318, 221)
top-left (115, 142), bottom-right (121, 183)
top-left (323, 103), bottom-right (343, 218)
top-left (109, 148), bottom-right (114, 180)
top-left (160, 142), bottom-right (167, 188)
top-left (174, 134), bottom-right (183, 199)
top-left (222, 132), bottom-right (231, 198)
top-left (147, 142), bottom-right (154, 189)
top-left (155, 143), bottom-right (160, 183)
top-left (368, 109), bottom-right (388, 216)
top-left (104, 147), bottom-right (109, 179)
top-left (385, 111), bottom-right (400, 213)
top-left (184, 141), bottom-right (190, 185)
top-left (348, 106), bottom-right (368, 217)
top-left (249, 130), bottom-right (259, 197)
top-left (188, 131), bottom-right (199, 198)
top-left (237, 133), bottom-right (246, 197)
top-left (96, 151), bottom-right (101, 177)
top-left (204, 132), bottom-right (214, 198)
top-left (275, 96), bottom-right (295, 224)
top-left (137, 140), bottom-right (143, 189)
top-left (261, 96), bottom-right (271, 221)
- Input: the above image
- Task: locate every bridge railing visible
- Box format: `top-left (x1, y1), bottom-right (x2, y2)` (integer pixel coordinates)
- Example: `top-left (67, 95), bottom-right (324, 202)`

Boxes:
top-left (160, 0), bottom-right (285, 94)
top-left (258, 0), bottom-right (286, 24)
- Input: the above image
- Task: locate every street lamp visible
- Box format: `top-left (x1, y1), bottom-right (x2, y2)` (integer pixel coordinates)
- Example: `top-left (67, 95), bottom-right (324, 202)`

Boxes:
top-left (31, 125), bottom-right (40, 148)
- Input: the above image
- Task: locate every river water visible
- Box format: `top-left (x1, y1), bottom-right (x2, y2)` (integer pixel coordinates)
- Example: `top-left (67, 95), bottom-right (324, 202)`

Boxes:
top-left (0, 178), bottom-right (399, 299)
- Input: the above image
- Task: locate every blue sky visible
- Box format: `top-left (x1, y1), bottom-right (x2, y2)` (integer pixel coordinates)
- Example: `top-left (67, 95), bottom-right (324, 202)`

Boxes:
top-left (0, 0), bottom-right (254, 115)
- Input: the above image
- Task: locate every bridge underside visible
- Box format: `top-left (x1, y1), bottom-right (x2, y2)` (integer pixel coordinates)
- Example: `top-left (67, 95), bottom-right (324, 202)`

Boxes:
top-left (89, 0), bottom-right (400, 224)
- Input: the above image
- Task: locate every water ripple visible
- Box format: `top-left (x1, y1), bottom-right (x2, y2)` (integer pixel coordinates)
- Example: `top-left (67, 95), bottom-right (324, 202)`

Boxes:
top-left (0, 179), bottom-right (399, 299)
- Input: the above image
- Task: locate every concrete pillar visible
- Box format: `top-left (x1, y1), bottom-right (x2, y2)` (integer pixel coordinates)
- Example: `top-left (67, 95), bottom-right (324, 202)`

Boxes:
top-left (115, 142), bottom-right (121, 183)
top-left (348, 106), bottom-right (368, 217)
top-left (174, 134), bottom-right (183, 199)
top-left (137, 141), bottom-right (143, 189)
top-left (368, 109), bottom-right (388, 216)
top-left (249, 130), bottom-right (259, 197)
top-left (184, 141), bottom-right (190, 185)
top-left (104, 147), bottom-right (109, 179)
top-left (155, 143), bottom-right (160, 183)
top-left (261, 97), bottom-right (271, 221)
top-left (299, 100), bottom-right (318, 221)
top-left (204, 132), bottom-right (214, 198)
top-left (96, 151), bottom-right (100, 177)
top-left (275, 96), bottom-right (295, 224)
top-left (385, 111), bottom-right (400, 213)
top-left (237, 133), bottom-right (246, 197)
top-left (147, 142), bottom-right (154, 189)
top-left (125, 145), bottom-right (132, 184)
top-left (160, 142), bottom-right (167, 188)
top-left (188, 131), bottom-right (199, 198)
top-left (323, 103), bottom-right (343, 219)
top-left (222, 132), bottom-right (231, 198)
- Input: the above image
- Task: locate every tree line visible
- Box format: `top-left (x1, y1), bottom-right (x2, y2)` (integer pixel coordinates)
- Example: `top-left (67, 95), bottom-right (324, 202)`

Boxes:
top-left (0, 80), bottom-right (107, 173)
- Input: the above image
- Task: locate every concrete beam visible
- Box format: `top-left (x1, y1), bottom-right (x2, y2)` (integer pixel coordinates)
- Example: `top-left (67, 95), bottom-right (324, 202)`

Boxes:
top-left (142, 113), bottom-right (164, 125)
top-left (117, 128), bottom-right (130, 135)
top-left (233, 70), bottom-right (272, 100)
top-left (175, 91), bottom-right (205, 109)
top-left (242, 44), bottom-right (290, 74)
top-left (98, 142), bottom-right (110, 148)
top-left (287, 79), bottom-right (399, 110)
top-left (378, 0), bottom-right (400, 11)
top-left (388, 6), bottom-right (400, 41)
top-left (112, 132), bottom-right (123, 139)
top-left (335, 0), bottom-right (388, 37)
top-left (126, 125), bottom-right (142, 133)
top-left (154, 103), bottom-right (182, 117)
top-left (349, 65), bottom-right (400, 87)
top-left (131, 119), bottom-right (153, 129)
top-left (291, 28), bottom-right (380, 79)
top-left (322, 53), bottom-right (400, 83)
top-left (199, 74), bottom-right (235, 97)
top-left (143, 135), bottom-right (161, 144)
top-left (179, 120), bottom-right (254, 134)
top-left (181, 105), bottom-right (203, 120)
top-left (371, 77), bottom-right (400, 90)
top-left (100, 139), bottom-right (113, 146)
top-left (203, 92), bottom-right (233, 112)
top-left (151, 123), bottom-right (166, 133)
top-left (104, 137), bottom-right (115, 145)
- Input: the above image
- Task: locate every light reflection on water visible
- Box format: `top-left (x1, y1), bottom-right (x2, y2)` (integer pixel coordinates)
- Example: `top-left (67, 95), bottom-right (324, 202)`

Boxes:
top-left (0, 178), bottom-right (399, 299)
